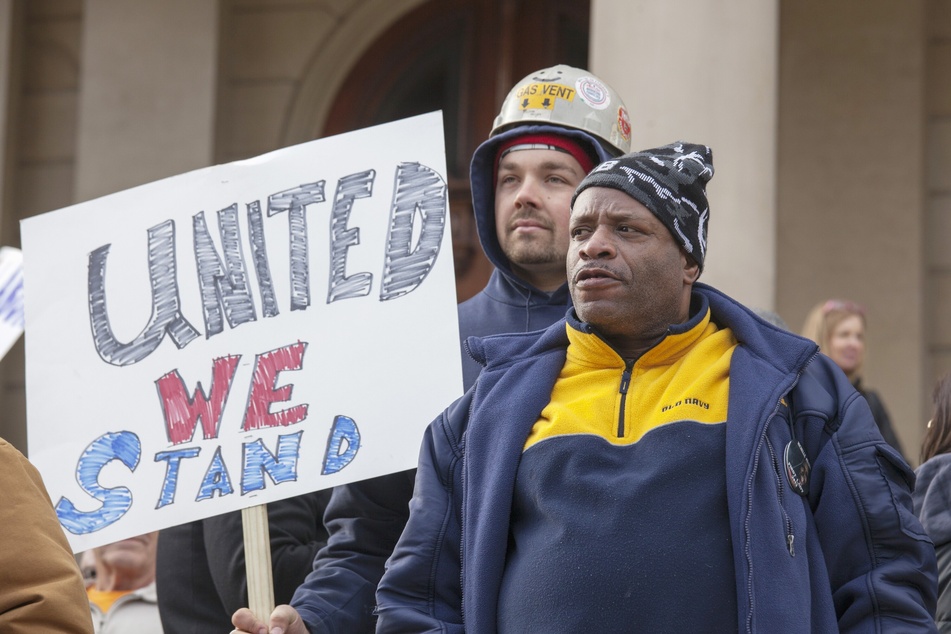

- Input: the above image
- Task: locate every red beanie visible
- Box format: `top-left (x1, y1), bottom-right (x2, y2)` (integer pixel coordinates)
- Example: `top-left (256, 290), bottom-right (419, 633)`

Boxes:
top-left (494, 134), bottom-right (596, 182)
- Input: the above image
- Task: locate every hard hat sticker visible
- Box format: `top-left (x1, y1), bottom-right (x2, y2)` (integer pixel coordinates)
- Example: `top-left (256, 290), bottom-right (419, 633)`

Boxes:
top-left (515, 82), bottom-right (576, 110)
top-left (617, 106), bottom-right (631, 142)
top-left (576, 76), bottom-right (610, 110)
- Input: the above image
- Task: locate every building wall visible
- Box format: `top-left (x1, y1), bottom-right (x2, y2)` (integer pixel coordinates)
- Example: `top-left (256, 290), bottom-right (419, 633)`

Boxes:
top-left (590, 0), bottom-right (780, 312)
top-left (0, 0), bottom-right (82, 452)
top-left (928, 0), bottom-right (951, 436)
top-left (218, 0), bottom-right (427, 162)
top-left (0, 0), bottom-right (20, 245)
top-left (73, 0), bottom-right (219, 201)
top-left (777, 0), bottom-right (928, 460)
top-left (12, 0), bottom-right (79, 237)
top-left (218, 0), bottom-right (345, 163)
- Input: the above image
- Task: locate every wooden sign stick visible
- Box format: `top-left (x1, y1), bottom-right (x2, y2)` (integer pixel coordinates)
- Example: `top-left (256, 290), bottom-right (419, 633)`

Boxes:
top-left (242, 504), bottom-right (275, 619)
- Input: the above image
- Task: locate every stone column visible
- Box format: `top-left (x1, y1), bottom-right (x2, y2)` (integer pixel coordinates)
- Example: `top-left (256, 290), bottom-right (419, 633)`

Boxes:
top-left (589, 0), bottom-right (780, 311)
top-left (74, 0), bottom-right (220, 202)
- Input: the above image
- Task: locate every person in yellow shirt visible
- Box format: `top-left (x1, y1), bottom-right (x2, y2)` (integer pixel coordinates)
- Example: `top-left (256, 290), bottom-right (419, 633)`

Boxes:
top-left (86, 532), bottom-right (163, 634)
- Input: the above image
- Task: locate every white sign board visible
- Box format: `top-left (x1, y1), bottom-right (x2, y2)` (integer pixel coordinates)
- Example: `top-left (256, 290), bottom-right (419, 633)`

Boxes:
top-left (22, 112), bottom-right (462, 553)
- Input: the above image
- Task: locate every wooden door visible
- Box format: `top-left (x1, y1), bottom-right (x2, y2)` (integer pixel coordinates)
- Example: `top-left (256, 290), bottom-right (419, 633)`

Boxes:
top-left (323, 0), bottom-right (590, 301)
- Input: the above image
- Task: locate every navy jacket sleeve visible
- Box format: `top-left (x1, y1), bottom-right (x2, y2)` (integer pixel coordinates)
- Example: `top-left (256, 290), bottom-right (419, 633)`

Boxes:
top-left (860, 386), bottom-right (906, 460)
top-left (799, 368), bottom-right (937, 632)
top-left (375, 395), bottom-right (470, 633)
top-left (291, 470), bottom-right (415, 633)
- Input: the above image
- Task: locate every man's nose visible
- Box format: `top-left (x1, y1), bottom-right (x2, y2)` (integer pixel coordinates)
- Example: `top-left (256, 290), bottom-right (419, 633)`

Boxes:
top-left (514, 177), bottom-right (542, 208)
top-left (578, 225), bottom-right (615, 259)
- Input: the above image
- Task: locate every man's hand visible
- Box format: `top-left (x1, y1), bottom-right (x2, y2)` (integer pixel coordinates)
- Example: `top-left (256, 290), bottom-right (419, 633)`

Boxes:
top-left (231, 605), bottom-right (309, 634)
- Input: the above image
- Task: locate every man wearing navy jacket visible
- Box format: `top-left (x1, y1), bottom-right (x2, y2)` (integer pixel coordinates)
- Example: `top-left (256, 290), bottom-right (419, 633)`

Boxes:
top-left (375, 143), bottom-right (938, 632)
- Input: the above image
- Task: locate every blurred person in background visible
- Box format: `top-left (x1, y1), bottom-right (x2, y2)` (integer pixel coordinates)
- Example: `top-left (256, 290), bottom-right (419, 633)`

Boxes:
top-left (801, 298), bottom-right (905, 459)
top-left (914, 372), bottom-right (951, 633)
top-left (0, 436), bottom-right (94, 633)
top-left (752, 307), bottom-right (789, 330)
top-left (86, 532), bottom-right (163, 634)
top-left (80, 549), bottom-right (96, 587)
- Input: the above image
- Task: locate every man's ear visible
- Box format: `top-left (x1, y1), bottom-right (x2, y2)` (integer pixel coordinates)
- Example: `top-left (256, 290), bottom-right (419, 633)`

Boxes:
top-left (683, 253), bottom-right (701, 284)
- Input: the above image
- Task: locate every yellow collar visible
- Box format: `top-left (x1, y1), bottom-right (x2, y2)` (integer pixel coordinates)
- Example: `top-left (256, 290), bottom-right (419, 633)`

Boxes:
top-left (566, 308), bottom-right (716, 370)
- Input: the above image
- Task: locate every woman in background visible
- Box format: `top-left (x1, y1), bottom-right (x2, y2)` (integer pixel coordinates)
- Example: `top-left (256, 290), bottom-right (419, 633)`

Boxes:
top-left (914, 372), bottom-right (951, 632)
top-left (801, 298), bottom-right (905, 458)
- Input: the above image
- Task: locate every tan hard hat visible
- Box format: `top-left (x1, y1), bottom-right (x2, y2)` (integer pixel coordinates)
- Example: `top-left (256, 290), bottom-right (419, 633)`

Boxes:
top-left (491, 64), bottom-right (631, 155)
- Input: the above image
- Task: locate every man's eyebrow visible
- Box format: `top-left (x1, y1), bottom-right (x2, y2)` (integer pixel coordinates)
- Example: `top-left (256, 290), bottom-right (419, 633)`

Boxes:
top-left (497, 158), bottom-right (583, 173)
top-left (539, 159), bottom-right (582, 172)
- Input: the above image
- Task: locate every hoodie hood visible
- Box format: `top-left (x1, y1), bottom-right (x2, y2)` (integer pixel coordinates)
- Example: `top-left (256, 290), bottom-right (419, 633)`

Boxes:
top-left (469, 124), bottom-right (618, 288)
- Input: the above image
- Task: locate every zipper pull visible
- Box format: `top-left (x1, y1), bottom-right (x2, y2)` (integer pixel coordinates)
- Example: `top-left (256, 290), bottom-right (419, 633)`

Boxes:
top-left (786, 533), bottom-right (795, 557)
top-left (619, 369), bottom-right (631, 395)
top-left (619, 360), bottom-right (633, 395)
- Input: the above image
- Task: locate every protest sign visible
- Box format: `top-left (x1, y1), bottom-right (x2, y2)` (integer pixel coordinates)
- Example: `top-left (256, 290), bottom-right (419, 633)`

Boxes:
top-left (22, 111), bottom-right (462, 553)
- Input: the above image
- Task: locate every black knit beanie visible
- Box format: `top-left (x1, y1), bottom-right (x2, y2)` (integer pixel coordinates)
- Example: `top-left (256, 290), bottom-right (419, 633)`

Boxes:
top-left (570, 141), bottom-right (713, 270)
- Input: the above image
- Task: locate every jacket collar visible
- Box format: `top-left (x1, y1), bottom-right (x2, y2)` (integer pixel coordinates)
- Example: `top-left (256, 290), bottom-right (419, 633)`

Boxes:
top-left (565, 293), bottom-right (713, 368)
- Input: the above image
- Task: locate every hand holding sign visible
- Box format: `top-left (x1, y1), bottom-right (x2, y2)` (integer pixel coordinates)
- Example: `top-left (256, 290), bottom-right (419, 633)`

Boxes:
top-left (231, 604), bottom-right (308, 634)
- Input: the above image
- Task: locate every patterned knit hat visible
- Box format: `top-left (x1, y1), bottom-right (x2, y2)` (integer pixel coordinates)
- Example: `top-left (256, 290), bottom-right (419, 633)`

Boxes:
top-left (570, 141), bottom-right (713, 270)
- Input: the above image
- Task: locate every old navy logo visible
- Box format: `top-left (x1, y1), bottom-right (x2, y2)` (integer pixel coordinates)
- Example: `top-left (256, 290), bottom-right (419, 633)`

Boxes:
top-left (661, 397), bottom-right (710, 412)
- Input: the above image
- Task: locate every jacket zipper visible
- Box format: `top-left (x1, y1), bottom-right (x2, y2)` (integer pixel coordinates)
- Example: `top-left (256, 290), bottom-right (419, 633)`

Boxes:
top-left (459, 390), bottom-right (477, 624)
top-left (765, 434), bottom-right (795, 556)
top-left (742, 351), bottom-right (818, 634)
top-left (743, 399), bottom-right (785, 634)
top-left (617, 360), bottom-right (634, 437)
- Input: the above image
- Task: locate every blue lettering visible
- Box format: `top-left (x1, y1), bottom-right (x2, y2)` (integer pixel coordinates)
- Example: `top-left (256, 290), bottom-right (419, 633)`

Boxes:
top-left (154, 447), bottom-right (201, 508)
top-left (196, 446), bottom-right (234, 500)
top-left (240, 431), bottom-right (302, 494)
top-left (54, 431), bottom-right (141, 534)
top-left (322, 415), bottom-right (360, 475)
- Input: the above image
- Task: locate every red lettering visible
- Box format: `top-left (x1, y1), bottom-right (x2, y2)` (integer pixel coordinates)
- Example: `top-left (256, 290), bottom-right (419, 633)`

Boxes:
top-left (241, 342), bottom-right (308, 431)
top-left (157, 355), bottom-right (241, 445)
